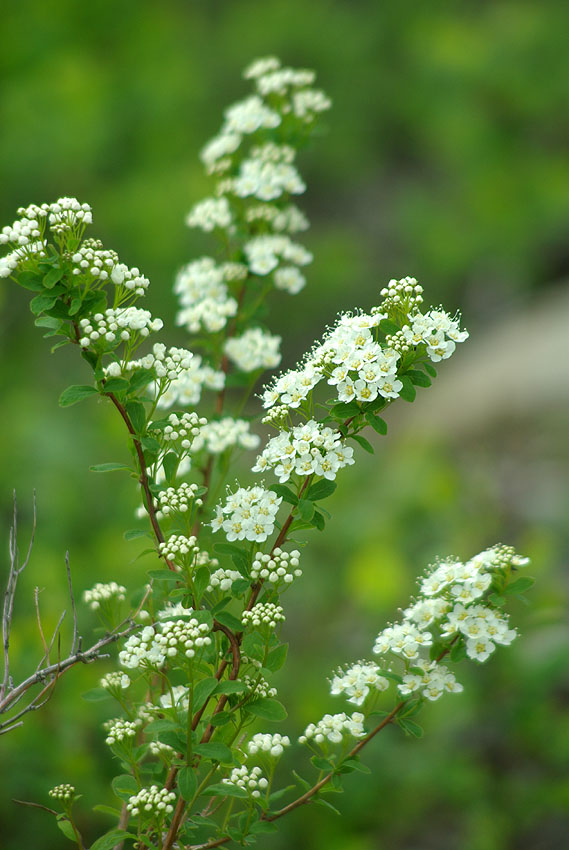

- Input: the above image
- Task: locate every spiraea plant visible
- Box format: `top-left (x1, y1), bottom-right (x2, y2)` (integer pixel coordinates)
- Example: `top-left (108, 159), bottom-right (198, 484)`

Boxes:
top-left (1, 57), bottom-right (533, 850)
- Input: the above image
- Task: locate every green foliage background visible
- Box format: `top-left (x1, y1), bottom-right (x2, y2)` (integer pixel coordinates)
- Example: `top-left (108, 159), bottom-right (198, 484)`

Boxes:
top-left (1, 2), bottom-right (568, 849)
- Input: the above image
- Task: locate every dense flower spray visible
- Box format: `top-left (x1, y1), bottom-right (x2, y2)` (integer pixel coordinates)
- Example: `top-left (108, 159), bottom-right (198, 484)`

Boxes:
top-left (0, 56), bottom-right (532, 850)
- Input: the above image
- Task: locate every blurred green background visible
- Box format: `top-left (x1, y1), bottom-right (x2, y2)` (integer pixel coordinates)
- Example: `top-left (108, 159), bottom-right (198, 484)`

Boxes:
top-left (1, 2), bottom-right (568, 849)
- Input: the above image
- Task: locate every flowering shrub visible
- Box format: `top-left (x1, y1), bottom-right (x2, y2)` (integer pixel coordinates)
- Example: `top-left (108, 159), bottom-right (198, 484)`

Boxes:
top-left (0, 56), bottom-right (533, 850)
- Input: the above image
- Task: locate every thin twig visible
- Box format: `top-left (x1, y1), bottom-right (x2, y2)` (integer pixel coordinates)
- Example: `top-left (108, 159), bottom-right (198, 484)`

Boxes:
top-left (2, 492), bottom-right (36, 701)
top-left (65, 553), bottom-right (80, 655)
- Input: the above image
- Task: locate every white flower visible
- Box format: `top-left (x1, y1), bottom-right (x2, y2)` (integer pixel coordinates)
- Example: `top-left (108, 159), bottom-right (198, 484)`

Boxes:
top-left (248, 732), bottom-right (290, 757)
top-left (299, 712), bottom-right (365, 745)
top-left (224, 328), bottom-right (281, 372)
top-left (330, 661), bottom-right (390, 706)
top-left (186, 197), bottom-right (232, 232)
top-left (211, 485), bottom-right (282, 543)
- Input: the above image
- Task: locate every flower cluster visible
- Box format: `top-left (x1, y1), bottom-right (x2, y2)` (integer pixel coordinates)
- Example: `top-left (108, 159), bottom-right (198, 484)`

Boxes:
top-left (299, 712), bottom-right (366, 745)
top-left (149, 740), bottom-right (175, 758)
top-left (247, 732), bottom-right (290, 757)
top-left (47, 197), bottom-right (93, 233)
top-left (252, 420), bottom-right (354, 482)
top-left (119, 618), bottom-right (212, 669)
top-left (104, 717), bottom-right (142, 746)
top-left (211, 485), bottom-right (282, 543)
top-left (224, 327), bottom-right (281, 373)
top-left (207, 567), bottom-right (242, 593)
top-left (243, 234), bottom-right (312, 279)
top-left (48, 784), bottom-right (76, 802)
top-left (83, 582), bottom-right (126, 611)
top-left (157, 482), bottom-right (202, 516)
top-left (259, 281), bottom-right (469, 413)
top-left (155, 354), bottom-right (224, 409)
top-left (231, 142), bottom-right (305, 201)
top-left (106, 343), bottom-right (193, 382)
top-left (244, 56), bottom-right (331, 121)
top-left (174, 258), bottom-right (242, 334)
top-left (250, 548), bottom-right (302, 585)
top-left (399, 660), bottom-right (463, 702)
top-left (100, 671), bottom-right (130, 691)
top-left (191, 418), bottom-right (260, 455)
top-left (78, 307), bottom-right (163, 349)
top-left (159, 412), bottom-right (207, 449)
top-left (330, 662), bottom-right (390, 706)
top-left (222, 766), bottom-right (269, 798)
top-left (403, 309), bottom-right (469, 363)
top-left (367, 546), bottom-right (527, 703)
top-left (158, 534), bottom-right (199, 564)
top-left (126, 786), bottom-right (176, 817)
top-left (242, 602), bottom-right (285, 629)
top-left (243, 675), bottom-right (277, 698)
top-left (0, 199), bottom-right (92, 276)
top-left (186, 197), bottom-right (233, 232)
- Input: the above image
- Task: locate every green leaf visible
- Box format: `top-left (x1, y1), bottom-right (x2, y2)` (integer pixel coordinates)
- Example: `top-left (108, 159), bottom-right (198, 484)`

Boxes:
top-left (30, 292), bottom-right (59, 315)
top-left (406, 369), bottom-right (432, 388)
top-left (126, 400), bottom-right (146, 435)
top-left (250, 820), bottom-right (278, 835)
top-left (193, 566), bottom-right (210, 600)
top-left (205, 783), bottom-right (247, 799)
top-left (298, 499), bottom-right (315, 522)
top-left (17, 271), bottom-right (44, 291)
top-left (379, 318), bottom-right (400, 335)
top-left (504, 577), bottom-right (535, 595)
top-left (90, 830), bottom-right (129, 850)
top-left (102, 377), bottom-right (130, 394)
top-left (379, 669), bottom-right (403, 684)
top-left (146, 569), bottom-right (179, 583)
top-left (141, 436), bottom-right (160, 455)
top-left (351, 434), bottom-right (374, 454)
top-left (398, 376), bottom-right (416, 402)
top-left (306, 480), bottom-right (337, 502)
top-left (244, 698), bottom-right (287, 722)
top-left (450, 641), bottom-right (467, 662)
top-left (128, 368), bottom-right (155, 395)
top-left (423, 362), bottom-right (437, 378)
top-left (68, 294), bottom-right (82, 316)
top-left (214, 680), bottom-right (247, 695)
top-left (124, 528), bottom-right (152, 541)
top-left (311, 755), bottom-right (334, 771)
top-left (92, 805), bottom-right (123, 818)
top-left (265, 643), bottom-right (288, 672)
top-left (162, 451), bottom-right (179, 484)
top-left (59, 385), bottom-right (98, 407)
top-left (209, 711), bottom-right (232, 726)
top-left (35, 316), bottom-right (64, 330)
top-left (241, 631), bottom-right (265, 662)
top-left (56, 817), bottom-right (76, 842)
top-left (231, 579), bottom-right (251, 595)
top-left (214, 610), bottom-right (243, 632)
top-left (193, 742), bottom-right (233, 763)
top-left (292, 770), bottom-right (311, 792)
top-left (89, 462), bottom-right (131, 473)
top-left (365, 412), bottom-right (388, 435)
top-left (271, 484), bottom-right (299, 505)
top-left (111, 774), bottom-right (138, 801)
top-left (192, 678), bottom-right (219, 712)
top-left (340, 757), bottom-right (371, 774)
top-left (214, 543), bottom-right (245, 557)
top-left (314, 797), bottom-right (342, 815)
top-left (43, 266), bottom-right (64, 288)
top-left (81, 687), bottom-right (111, 702)
top-left (178, 767), bottom-right (198, 802)
top-left (311, 511), bottom-right (325, 531)
top-left (398, 717), bottom-right (424, 737)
